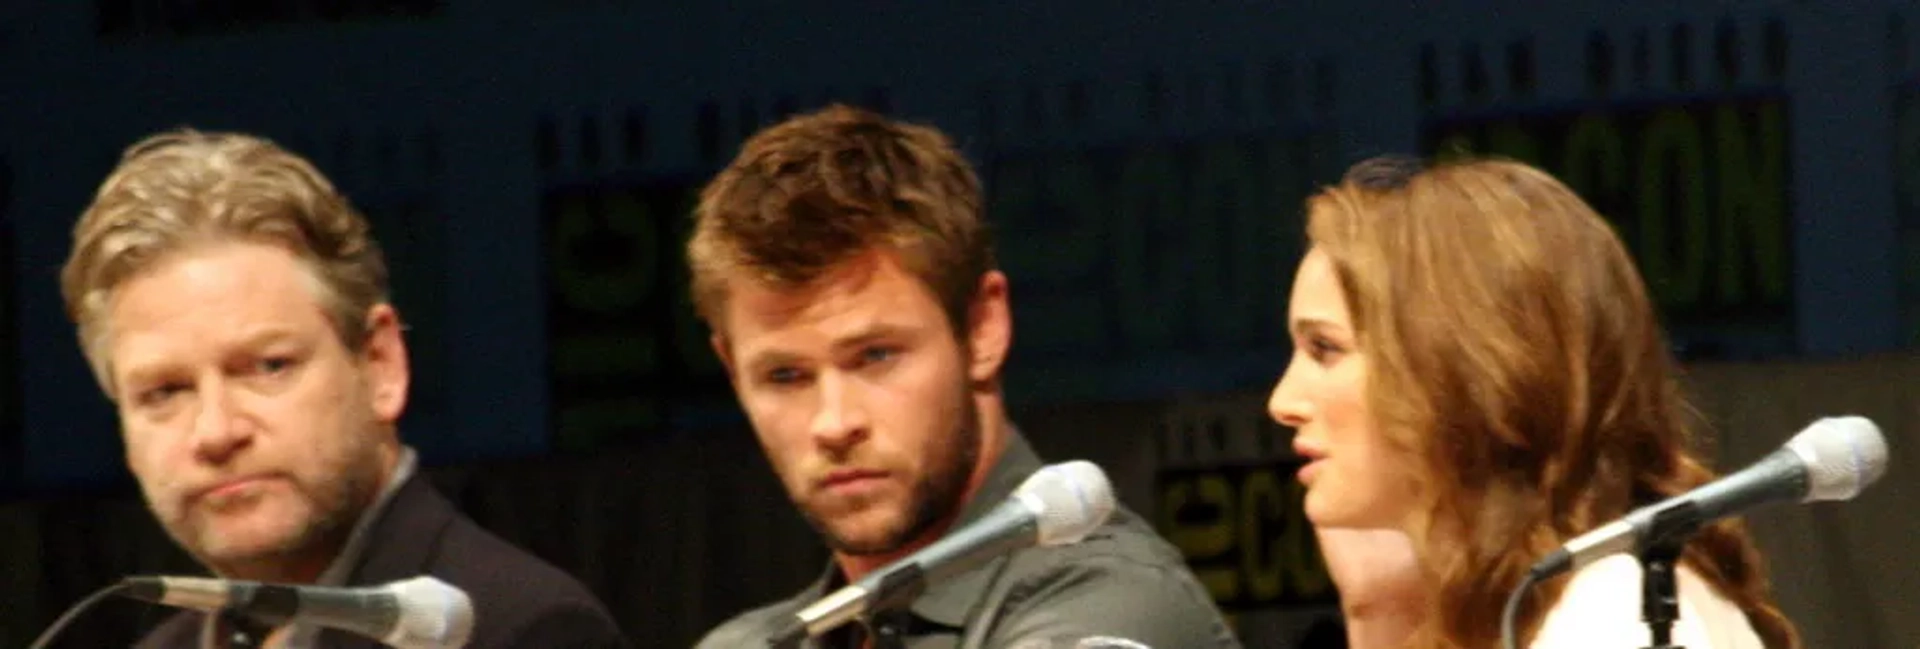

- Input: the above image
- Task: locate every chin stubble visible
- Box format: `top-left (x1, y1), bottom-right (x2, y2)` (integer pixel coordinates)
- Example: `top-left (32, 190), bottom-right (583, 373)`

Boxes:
top-left (816, 396), bottom-right (982, 556)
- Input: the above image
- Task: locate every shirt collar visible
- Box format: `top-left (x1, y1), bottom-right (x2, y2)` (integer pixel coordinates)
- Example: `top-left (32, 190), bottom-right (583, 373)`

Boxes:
top-left (314, 445), bottom-right (419, 587)
top-left (907, 429), bottom-right (1044, 626)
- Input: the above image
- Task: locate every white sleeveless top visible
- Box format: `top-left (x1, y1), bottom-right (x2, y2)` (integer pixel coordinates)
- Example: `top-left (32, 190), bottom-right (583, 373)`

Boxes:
top-left (1531, 554), bottom-right (1766, 649)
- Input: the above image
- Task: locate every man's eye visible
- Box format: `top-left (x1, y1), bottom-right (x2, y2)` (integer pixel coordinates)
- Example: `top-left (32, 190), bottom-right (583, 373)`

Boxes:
top-left (139, 383), bottom-right (188, 407)
top-left (860, 347), bottom-right (897, 365)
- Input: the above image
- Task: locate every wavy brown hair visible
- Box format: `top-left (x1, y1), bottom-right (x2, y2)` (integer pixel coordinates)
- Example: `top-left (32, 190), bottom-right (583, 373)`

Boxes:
top-left (687, 103), bottom-right (993, 334)
top-left (1304, 155), bottom-right (1798, 649)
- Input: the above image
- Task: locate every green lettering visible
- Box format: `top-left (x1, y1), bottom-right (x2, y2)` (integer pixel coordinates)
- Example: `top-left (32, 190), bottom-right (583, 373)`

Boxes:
top-left (1191, 140), bottom-right (1261, 345)
top-left (666, 186), bottom-right (721, 376)
top-left (1114, 148), bottom-right (1186, 348)
top-left (990, 157), bottom-right (1105, 355)
top-left (0, 159), bottom-right (10, 435)
top-left (1901, 94), bottom-right (1920, 217)
top-left (554, 332), bottom-right (654, 378)
top-left (557, 397), bottom-right (661, 452)
top-left (1265, 138), bottom-right (1312, 311)
top-left (1487, 122), bottom-right (1542, 167)
top-left (1714, 101), bottom-right (1789, 306)
top-left (1430, 128), bottom-right (1481, 161)
top-left (1038, 155), bottom-right (1105, 285)
top-left (1899, 94), bottom-right (1920, 344)
top-left (1040, 154), bottom-right (1110, 352)
top-left (1561, 112), bottom-right (1627, 209)
top-left (1637, 108), bottom-right (1710, 307)
top-left (549, 190), bottom-right (657, 313)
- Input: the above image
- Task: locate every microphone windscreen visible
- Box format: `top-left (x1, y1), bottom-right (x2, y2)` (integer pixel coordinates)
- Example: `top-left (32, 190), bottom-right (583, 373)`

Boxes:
top-left (1015, 461), bottom-right (1116, 546)
top-left (387, 577), bottom-right (474, 648)
top-left (1789, 416), bottom-right (1889, 502)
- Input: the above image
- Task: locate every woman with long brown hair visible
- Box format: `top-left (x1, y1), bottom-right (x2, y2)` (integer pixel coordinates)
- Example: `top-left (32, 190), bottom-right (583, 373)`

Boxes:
top-left (1269, 155), bottom-right (1800, 649)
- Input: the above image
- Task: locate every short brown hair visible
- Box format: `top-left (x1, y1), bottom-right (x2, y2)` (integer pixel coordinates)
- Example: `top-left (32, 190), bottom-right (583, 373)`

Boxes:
top-left (687, 104), bottom-right (993, 332)
top-left (1306, 156), bottom-right (1797, 649)
top-left (61, 128), bottom-right (390, 396)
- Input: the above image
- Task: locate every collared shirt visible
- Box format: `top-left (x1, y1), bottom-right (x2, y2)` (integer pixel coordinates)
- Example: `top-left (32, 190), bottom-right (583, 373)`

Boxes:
top-left (198, 446), bottom-right (421, 649)
top-left (695, 430), bottom-right (1244, 649)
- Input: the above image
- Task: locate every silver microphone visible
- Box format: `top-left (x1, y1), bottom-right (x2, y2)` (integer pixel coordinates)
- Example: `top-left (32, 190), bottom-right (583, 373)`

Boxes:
top-left (121, 575), bottom-right (475, 649)
top-left (771, 460), bottom-right (1118, 645)
top-left (1532, 415), bottom-right (1889, 579)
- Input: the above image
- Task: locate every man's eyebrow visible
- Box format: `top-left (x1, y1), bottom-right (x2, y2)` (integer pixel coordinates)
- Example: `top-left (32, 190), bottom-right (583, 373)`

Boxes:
top-left (829, 324), bottom-right (913, 351)
top-left (1289, 317), bottom-right (1343, 337)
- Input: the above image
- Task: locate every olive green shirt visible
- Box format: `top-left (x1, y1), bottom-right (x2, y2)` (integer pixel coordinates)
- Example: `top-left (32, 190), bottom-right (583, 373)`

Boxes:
top-left (695, 431), bottom-right (1244, 649)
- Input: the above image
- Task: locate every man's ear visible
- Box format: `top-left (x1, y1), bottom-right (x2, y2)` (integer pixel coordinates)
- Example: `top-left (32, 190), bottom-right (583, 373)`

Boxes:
top-left (710, 332), bottom-right (736, 383)
top-left (362, 304), bottom-right (411, 424)
top-left (965, 271), bottom-right (1012, 384)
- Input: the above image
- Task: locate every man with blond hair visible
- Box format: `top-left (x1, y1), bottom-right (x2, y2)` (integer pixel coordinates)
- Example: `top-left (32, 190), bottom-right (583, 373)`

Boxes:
top-left (61, 128), bottom-right (630, 649)
top-left (688, 104), bottom-right (1242, 649)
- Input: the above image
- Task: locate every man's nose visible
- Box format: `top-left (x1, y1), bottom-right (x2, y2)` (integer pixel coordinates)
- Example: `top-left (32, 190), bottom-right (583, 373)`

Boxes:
top-left (809, 373), bottom-right (871, 451)
top-left (190, 381), bottom-right (253, 464)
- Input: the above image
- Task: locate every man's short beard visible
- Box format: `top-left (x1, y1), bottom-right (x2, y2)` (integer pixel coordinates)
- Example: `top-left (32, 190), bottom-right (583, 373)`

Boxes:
top-left (812, 395), bottom-right (982, 556)
top-left (171, 437), bottom-right (385, 581)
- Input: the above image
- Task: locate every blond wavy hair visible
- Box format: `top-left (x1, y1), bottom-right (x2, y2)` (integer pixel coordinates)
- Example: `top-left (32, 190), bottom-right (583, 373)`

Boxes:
top-left (61, 128), bottom-right (389, 396)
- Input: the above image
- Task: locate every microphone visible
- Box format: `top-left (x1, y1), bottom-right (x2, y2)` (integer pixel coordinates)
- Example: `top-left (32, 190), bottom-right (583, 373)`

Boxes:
top-left (770, 460), bottom-right (1117, 645)
top-left (120, 575), bottom-right (475, 649)
top-left (1530, 415), bottom-right (1889, 579)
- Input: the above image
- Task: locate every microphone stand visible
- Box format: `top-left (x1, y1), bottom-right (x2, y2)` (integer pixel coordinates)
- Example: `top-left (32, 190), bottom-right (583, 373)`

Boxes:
top-left (1638, 539), bottom-right (1684, 649)
top-left (767, 566), bottom-right (926, 648)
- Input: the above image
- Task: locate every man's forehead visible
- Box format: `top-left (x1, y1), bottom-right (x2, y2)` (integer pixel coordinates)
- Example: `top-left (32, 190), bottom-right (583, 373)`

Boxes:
top-left (727, 251), bottom-right (912, 318)
top-left (726, 284), bottom-right (892, 346)
top-left (733, 269), bottom-right (871, 318)
top-left (112, 319), bottom-right (307, 369)
top-left (105, 278), bottom-right (329, 370)
top-left (718, 259), bottom-right (939, 355)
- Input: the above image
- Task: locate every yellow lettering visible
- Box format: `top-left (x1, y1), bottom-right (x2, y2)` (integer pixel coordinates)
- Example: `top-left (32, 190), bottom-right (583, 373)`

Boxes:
top-left (1285, 478), bottom-right (1332, 598)
top-left (1157, 465), bottom-right (1335, 609)
top-left (1160, 476), bottom-right (1240, 600)
top-left (1240, 470), bottom-right (1284, 600)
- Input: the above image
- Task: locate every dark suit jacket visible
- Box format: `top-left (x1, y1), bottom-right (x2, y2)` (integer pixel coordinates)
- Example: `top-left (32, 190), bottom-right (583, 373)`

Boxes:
top-left (134, 474), bottom-right (632, 649)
